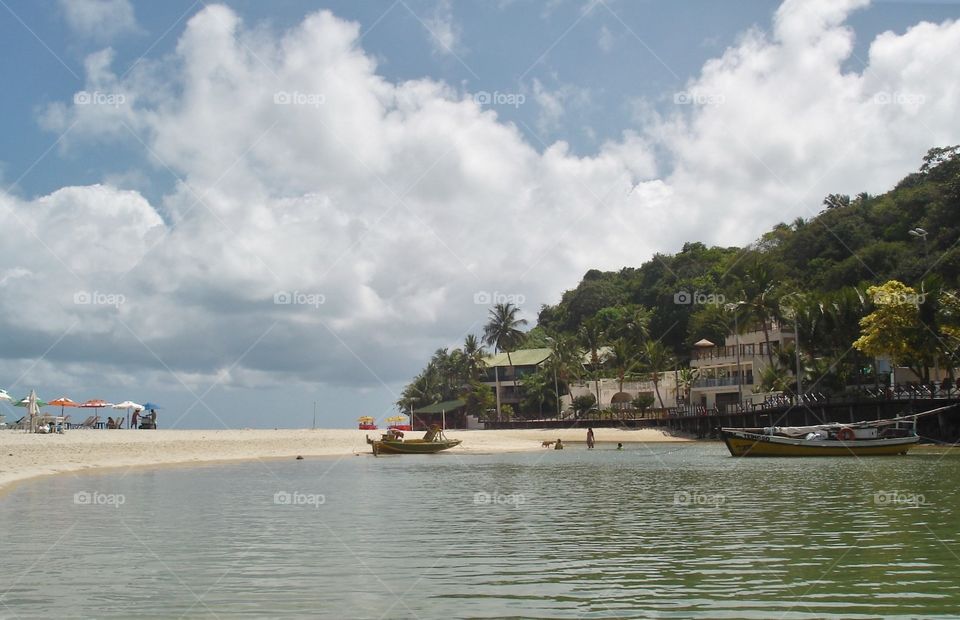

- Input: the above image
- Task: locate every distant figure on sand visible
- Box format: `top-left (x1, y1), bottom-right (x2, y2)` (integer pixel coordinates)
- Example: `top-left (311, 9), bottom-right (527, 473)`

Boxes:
top-left (554, 438), bottom-right (564, 450)
top-left (587, 428), bottom-right (595, 449)
top-left (131, 409), bottom-right (140, 429)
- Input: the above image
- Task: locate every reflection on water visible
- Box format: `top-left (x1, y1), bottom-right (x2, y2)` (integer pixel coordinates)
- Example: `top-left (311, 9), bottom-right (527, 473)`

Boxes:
top-left (2, 443), bottom-right (959, 618)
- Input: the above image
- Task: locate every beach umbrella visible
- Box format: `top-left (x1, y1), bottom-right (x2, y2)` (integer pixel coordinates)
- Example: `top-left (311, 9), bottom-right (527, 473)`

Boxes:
top-left (79, 399), bottom-right (111, 421)
top-left (15, 396), bottom-right (49, 407)
top-left (27, 390), bottom-right (40, 433)
top-left (48, 396), bottom-right (80, 415)
top-left (113, 401), bottom-right (143, 428)
top-left (0, 389), bottom-right (11, 402)
top-left (141, 402), bottom-right (162, 411)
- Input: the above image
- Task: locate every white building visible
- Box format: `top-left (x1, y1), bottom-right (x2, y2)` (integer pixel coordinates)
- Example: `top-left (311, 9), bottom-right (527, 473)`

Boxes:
top-left (689, 322), bottom-right (797, 411)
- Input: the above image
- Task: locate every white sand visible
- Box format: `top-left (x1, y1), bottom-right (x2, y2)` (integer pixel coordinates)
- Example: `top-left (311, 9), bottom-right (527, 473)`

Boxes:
top-left (0, 427), bottom-right (688, 493)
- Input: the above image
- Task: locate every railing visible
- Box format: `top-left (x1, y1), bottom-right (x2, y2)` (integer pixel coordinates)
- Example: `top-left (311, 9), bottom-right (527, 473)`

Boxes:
top-left (693, 376), bottom-right (753, 388)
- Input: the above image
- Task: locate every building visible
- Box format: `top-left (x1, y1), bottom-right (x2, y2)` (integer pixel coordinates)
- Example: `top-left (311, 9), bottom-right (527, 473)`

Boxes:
top-left (481, 347), bottom-right (680, 415)
top-left (567, 376), bottom-right (679, 410)
top-left (689, 322), bottom-right (796, 411)
top-left (481, 348), bottom-right (552, 413)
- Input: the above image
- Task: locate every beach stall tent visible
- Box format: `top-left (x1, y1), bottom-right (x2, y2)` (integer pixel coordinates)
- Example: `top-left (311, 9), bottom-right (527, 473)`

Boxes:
top-left (412, 399), bottom-right (467, 430)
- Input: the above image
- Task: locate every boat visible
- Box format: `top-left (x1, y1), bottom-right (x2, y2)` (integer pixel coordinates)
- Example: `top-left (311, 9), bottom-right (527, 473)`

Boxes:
top-left (721, 416), bottom-right (920, 457)
top-left (366, 425), bottom-right (461, 455)
top-left (357, 416), bottom-right (378, 431)
top-left (386, 414), bottom-right (412, 431)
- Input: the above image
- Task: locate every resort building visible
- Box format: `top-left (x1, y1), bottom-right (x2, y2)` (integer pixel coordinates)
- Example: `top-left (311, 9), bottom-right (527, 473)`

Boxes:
top-left (567, 376), bottom-right (679, 410)
top-left (481, 348), bottom-right (552, 412)
top-left (482, 347), bottom-right (680, 415)
top-left (689, 322), bottom-right (797, 411)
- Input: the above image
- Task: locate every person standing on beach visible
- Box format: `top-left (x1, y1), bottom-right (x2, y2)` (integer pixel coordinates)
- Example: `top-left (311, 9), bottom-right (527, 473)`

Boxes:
top-left (587, 428), bottom-right (595, 449)
top-left (131, 409), bottom-right (140, 429)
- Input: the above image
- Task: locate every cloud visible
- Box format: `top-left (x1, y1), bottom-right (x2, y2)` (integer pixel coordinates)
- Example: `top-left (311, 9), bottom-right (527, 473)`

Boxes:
top-left (58, 0), bottom-right (140, 42)
top-left (598, 24), bottom-right (615, 53)
top-left (15, 1), bottom-right (960, 402)
top-left (531, 78), bottom-right (592, 136)
top-left (423, 0), bottom-right (463, 56)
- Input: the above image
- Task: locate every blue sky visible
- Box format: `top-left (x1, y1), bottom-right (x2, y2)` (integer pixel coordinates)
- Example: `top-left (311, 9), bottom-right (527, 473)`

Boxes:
top-left (1, 0), bottom-right (959, 428)
top-left (5, 0), bottom-right (957, 201)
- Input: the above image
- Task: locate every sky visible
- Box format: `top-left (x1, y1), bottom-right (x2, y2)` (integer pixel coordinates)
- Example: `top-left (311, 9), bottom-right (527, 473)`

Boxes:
top-left (1, 0), bottom-right (959, 429)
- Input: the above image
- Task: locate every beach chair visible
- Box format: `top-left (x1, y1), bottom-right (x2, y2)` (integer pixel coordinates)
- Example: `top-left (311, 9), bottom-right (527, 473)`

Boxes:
top-left (7, 416), bottom-right (27, 430)
top-left (71, 415), bottom-right (97, 429)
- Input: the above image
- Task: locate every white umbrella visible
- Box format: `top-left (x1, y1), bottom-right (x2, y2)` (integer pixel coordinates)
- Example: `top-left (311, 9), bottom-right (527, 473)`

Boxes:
top-left (27, 389), bottom-right (40, 433)
top-left (0, 389), bottom-right (11, 402)
top-left (113, 401), bottom-right (142, 429)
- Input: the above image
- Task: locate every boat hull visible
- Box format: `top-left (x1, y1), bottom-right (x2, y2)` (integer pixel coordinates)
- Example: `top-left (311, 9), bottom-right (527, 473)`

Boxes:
top-left (370, 439), bottom-right (462, 455)
top-left (722, 430), bottom-right (918, 457)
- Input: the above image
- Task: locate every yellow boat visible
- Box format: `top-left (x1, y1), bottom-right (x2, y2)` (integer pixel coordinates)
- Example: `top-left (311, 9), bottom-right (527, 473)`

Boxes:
top-left (722, 429), bottom-right (918, 457)
top-left (366, 425), bottom-right (462, 456)
top-left (721, 416), bottom-right (920, 457)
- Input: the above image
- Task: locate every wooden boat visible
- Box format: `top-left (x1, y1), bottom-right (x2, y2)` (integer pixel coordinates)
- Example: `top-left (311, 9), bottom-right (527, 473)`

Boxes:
top-left (721, 416), bottom-right (920, 457)
top-left (366, 425), bottom-right (461, 456)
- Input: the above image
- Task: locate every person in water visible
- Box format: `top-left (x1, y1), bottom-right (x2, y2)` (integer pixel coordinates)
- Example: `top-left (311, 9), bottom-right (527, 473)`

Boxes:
top-left (554, 438), bottom-right (564, 450)
top-left (616, 443), bottom-right (623, 450)
top-left (586, 427), bottom-right (595, 449)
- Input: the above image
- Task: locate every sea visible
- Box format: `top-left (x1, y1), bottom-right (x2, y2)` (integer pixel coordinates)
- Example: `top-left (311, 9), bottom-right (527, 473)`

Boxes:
top-left (1, 442), bottom-right (959, 618)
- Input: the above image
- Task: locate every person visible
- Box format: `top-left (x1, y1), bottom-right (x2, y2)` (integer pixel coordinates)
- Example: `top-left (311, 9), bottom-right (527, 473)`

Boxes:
top-left (106, 416), bottom-right (115, 429)
top-left (586, 427), bottom-right (595, 449)
top-left (131, 409), bottom-right (140, 429)
top-left (616, 442), bottom-right (623, 450)
top-left (554, 438), bottom-right (564, 450)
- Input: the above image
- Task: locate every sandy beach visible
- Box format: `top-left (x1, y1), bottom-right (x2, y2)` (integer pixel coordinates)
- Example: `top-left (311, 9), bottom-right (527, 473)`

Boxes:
top-left (0, 427), bottom-right (689, 493)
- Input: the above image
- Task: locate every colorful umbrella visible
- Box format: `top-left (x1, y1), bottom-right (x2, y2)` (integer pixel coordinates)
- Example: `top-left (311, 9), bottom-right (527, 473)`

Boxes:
top-left (141, 402), bottom-right (162, 411)
top-left (79, 399), bottom-right (111, 414)
top-left (48, 396), bottom-right (80, 415)
top-left (15, 396), bottom-right (49, 407)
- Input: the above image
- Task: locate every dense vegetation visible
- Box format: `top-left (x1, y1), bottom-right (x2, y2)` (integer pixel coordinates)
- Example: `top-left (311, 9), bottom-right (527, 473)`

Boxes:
top-left (399, 147), bottom-right (960, 418)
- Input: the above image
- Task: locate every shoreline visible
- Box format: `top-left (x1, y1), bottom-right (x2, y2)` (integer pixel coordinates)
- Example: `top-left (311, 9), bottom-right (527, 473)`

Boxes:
top-left (0, 427), bottom-right (690, 495)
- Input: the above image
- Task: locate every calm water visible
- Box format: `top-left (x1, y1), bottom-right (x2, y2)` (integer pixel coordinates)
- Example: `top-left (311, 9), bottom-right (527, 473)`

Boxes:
top-left (2, 442), bottom-right (959, 618)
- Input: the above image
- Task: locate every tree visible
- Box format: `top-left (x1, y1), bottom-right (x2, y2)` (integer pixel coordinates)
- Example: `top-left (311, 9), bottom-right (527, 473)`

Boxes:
top-left (578, 318), bottom-right (606, 406)
top-left (572, 394), bottom-right (596, 418)
top-left (462, 380), bottom-right (495, 421)
top-left (519, 365), bottom-right (556, 417)
top-left (736, 258), bottom-right (782, 367)
top-left (854, 281), bottom-right (924, 375)
top-left (631, 394), bottom-right (655, 413)
top-left (608, 338), bottom-right (641, 394)
top-left (642, 341), bottom-right (675, 409)
top-left (462, 334), bottom-right (486, 381)
top-left (483, 303), bottom-right (528, 418)
top-left (676, 367), bottom-right (699, 402)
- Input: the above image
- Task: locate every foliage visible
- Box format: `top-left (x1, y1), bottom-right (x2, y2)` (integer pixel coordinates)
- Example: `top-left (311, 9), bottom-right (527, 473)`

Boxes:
top-left (572, 394), bottom-right (597, 417)
top-left (462, 380), bottom-right (495, 420)
top-left (631, 394), bottom-right (655, 412)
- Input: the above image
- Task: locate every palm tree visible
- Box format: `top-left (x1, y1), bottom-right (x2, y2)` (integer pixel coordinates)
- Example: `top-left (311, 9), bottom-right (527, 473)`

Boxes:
top-left (462, 334), bottom-right (486, 381)
top-left (578, 318), bottom-right (606, 406)
top-left (739, 260), bottom-right (781, 367)
top-left (483, 303), bottom-right (528, 417)
top-left (677, 367), bottom-right (700, 403)
top-left (544, 333), bottom-right (582, 416)
top-left (642, 340), bottom-right (675, 409)
top-left (609, 338), bottom-right (640, 394)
